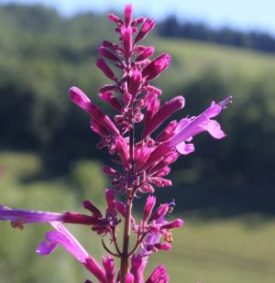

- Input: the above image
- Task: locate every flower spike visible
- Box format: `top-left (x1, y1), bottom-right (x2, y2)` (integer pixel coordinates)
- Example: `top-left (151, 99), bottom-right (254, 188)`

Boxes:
top-left (0, 4), bottom-right (231, 283)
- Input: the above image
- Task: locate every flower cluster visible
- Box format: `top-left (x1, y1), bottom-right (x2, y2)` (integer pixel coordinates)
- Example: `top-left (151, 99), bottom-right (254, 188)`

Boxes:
top-left (0, 4), bottom-right (231, 283)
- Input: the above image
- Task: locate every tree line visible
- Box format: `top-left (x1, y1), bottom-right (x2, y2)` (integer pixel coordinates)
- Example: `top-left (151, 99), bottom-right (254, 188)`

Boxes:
top-left (158, 16), bottom-right (275, 53)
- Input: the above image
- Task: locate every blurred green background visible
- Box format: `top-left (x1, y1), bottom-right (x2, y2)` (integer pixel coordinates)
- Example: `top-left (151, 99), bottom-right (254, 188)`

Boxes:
top-left (0, 3), bottom-right (274, 283)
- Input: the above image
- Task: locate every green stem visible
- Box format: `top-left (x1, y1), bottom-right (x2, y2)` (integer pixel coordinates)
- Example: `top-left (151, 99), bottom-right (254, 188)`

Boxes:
top-left (120, 190), bottom-right (133, 282)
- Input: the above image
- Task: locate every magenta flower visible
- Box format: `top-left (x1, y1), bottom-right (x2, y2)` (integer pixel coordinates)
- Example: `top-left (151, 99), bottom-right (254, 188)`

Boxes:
top-left (136, 46), bottom-right (155, 62)
top-left (69, 86), bottom-right (119, 137)
top-left (169, 97), bottom-right (232, 151)
top-left (37, 222), bottom-right (89, 261)
top-left (96, 57), bottom-right (117, 81)
top-left (0, 205), bottom-right (63, 225)
top-left (137, 199), bottom-right (183, 257)
top-left (103, 256), bottom-right (116, 283)
top-left (143, 195), bottom-right (156, 222)
top-left (146, 265), bottom-right (169, 283)
top-left (142, 53), bottom-right (171, 81)
top-left (130, 254), bottom-right (146, 283)
top-left (0, 205), bottom-right (100, 228)
top-left (143, 96), bottom-right (185, 137)
top-left (135, 18), bottom-right (156, 43)
top-left (0, 3), bottom-right (231, 282)
top-left (37, 222), bottom-right (107, 282)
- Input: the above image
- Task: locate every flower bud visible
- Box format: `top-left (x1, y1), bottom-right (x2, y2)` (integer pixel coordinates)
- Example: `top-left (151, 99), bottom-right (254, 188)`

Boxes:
top-left (96, 57), bottom-right (117, 81)
top-left (121, 26), bottom-right (133, 58)
top-left (99, 91), bottom-right (122, 111)
top-left (136, 46), bottom-right (155, 62)
top-left (98, 46), bottom-right (120, 62)
top-left (103, 166), bottom-right (118, 176)
top-left (128, 69), bottom-right (142, 96)
top-left (150, 203), bottom-right (170, 222)
top-left (154, 242), bottom-right (172, 251)
top-left (85, 257), bottom-right (106, 283)
top-left (125, 273), bottom-right (134, 283)
top-left (105, 189), bottom-right (116, 213)
top-left (146, 265), bottom-right (169, 283)
top-left (135, 18), bottom-right (156, 43)
top-left (161, 218), bottom-right (184, 230)
top-left (142, 53), bottom-right (171, 81)
top-left (107, 13), bottom-right (122, 24)
top-left (143, 96), bottom-right (185, 137)
top-left (150, 177), bottom-right (172, 188)
top-left (83, 200), bottom-right (102, 218)
top-left (103, 256), bottom-right (115, 283)
top-left (124, 4), bottom-right (132, 26)
top-left (69, 86), bottom-right (93, 114)
top-left (143, 195), bottom-right (156, 222)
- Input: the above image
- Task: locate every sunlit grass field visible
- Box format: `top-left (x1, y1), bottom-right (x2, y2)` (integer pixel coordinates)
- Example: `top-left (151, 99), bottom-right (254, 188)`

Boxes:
top-left (157, 38), bottom-right (275, 79)
top-left (150, 218), bottom-right (275, 283)
top-left (0, 152), bottom-right (274, 283)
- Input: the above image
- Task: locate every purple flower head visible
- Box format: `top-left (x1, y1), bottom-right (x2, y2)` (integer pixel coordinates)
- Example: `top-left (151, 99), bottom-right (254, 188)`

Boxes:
top-left (170, 97), bottom-right (233, 149)
top-left (0, 4), bottom-right (232, 283)
top-left (136, 200), bottom-right (183, 261)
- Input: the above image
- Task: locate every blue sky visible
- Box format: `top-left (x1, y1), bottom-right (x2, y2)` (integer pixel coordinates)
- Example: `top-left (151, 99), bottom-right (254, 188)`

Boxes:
top-left (1, 0), bottom-right (275, 35)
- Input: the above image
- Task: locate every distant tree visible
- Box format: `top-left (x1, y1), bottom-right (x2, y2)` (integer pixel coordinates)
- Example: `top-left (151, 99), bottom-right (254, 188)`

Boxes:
top-left (158, 16), bottom-right (275, 53)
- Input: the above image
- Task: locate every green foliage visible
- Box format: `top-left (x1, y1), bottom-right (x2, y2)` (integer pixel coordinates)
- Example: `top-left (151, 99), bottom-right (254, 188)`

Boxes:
top-left (70, 159), bottom-right (108, 203)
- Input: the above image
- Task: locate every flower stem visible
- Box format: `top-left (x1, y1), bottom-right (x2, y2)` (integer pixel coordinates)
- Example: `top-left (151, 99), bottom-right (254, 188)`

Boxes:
top-left (120, 190), bottom-right (133, 282)
top-left (120, 103), bottom-right (135, 282)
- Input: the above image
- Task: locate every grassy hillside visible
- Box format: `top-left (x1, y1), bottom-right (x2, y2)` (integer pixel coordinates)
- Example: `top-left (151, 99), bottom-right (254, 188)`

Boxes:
top-left (160, 38), bottom-right (275, 77)
top-left (153, 37), bottom-right (275, 95)
top-left (149, 218), bottom-right (275, 283)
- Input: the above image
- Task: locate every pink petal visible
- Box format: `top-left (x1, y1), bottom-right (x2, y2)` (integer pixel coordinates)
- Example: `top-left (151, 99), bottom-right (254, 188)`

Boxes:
top-left (125, 273), bottom-right (134, 283)
top-left (37, 222), bottom-right (88, 263)
top-left (176, 142), bottom-right (195, 155)
top-left (143, 195), bottom-right (156, 222)
top-left (36, 240), bottom-right (57, 255)
top-left (200, 120), bottom-right (226, 139)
